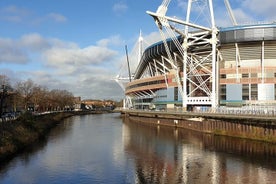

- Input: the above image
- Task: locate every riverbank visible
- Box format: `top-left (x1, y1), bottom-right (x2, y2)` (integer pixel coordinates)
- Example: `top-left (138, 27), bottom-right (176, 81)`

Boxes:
top-left (121, 110), bottom-right (276, 143)
top-left (0, 111), bottom-right (103, 162)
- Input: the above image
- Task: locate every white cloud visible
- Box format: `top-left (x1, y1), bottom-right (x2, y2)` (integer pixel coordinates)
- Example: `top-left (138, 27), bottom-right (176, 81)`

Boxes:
top-left (0, 5), bottom-right (30, 23)
top-left (47, 13), bottom-right (67, 23)
top-left (0, 33), bottom-right (118, 69)
top-left (177, 0), bottom-right (187, 10)
top-left (2, 5), bottom-right (29, 15)
top-left (0, 33), bottom-right (50, 64)
top-left (242, 0), bottom-right (276, 20)
top-left (0, 33), bottom-right (124, 100)
top-left (44, 45), bottom-right (117, 68)
top-left (97, 35), bottom-right (123, 47)
top-left (25, 66), bottom-right (124, 100)
top-left (0, 5), bottom-right (67, 25)
top-left (28, 71), bottom-right (62, 88)
top-left (73, 69), bottom-right (124, 100)
top-left (20, 33), bottom-right (50, 51)
top-left (116, 31), bottom-right (162, 78)
top-left (113, 2), bottom-right (128, 15)
top-left (217, 0), bottom-right (276, 25)
top-left (0, 38), bottom-right (29, 64)
top-left (232, 8), bottom-right (255, 24)
top-left (142, 32), bottom-right (162, 46)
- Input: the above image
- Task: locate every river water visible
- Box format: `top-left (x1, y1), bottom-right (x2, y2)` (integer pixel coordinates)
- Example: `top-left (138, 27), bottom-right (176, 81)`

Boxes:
top-left (0, 113), bottom-right (276, 184)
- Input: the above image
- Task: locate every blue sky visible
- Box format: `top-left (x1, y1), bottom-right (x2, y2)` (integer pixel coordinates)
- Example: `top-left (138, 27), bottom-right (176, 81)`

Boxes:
top-left (0, 0), bottom-right (275, 100)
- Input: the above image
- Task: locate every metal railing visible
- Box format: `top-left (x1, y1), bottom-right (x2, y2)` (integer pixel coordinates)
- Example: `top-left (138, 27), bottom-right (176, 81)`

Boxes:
top-left (118, 106), bottom-right (276, 117)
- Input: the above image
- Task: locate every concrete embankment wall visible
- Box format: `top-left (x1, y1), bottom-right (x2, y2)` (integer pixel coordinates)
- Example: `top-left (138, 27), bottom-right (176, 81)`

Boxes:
top-left (122, 110), bottom-right (276, 143)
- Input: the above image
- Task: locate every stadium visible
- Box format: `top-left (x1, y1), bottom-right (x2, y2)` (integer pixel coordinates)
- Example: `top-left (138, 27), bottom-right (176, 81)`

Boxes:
top-left (119, 0), bottom-right (276, 112)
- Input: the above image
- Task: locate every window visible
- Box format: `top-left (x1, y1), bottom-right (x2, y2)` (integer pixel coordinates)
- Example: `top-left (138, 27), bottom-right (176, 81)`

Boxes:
top-left (251, 73), bottom-right (257, 78)
top-left (220, 85), bottom-right (226, 100)
top-left (242, 84), bottom-right (249, 100)
top-left (242, 73), bottom-right (249, 78)
top-left (174, 87), bottom-right (178, 101)
top-left (220, 74), bottom-right (226, 79)
top-left (251, 84), bottom-right (258, 100)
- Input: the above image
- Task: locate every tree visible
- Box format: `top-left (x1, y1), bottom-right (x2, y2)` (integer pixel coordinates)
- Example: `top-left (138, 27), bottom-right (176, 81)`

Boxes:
top-left (15, 79), bottom-right (36, 111)
top-left (31, 85), bottom-right (48, 112)
top-left (0, 77), bottom-right (75, 113)
top-left (0, 75), bottom-right (13, 114)
top-left (48, 89), bottom-right (74, 111)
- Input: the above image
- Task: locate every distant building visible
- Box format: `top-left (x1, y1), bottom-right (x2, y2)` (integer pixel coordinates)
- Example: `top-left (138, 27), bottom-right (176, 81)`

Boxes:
top-left (73, 97), bottom-right (82, 110)
top-left (81, 99), bottom-right (116, 110)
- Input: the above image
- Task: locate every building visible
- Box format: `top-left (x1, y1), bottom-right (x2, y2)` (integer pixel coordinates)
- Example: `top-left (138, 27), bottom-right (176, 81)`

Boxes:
top-left (81, 99), bottom-right (116, 110)
top-left (123, 0), bottom-right (276, 112)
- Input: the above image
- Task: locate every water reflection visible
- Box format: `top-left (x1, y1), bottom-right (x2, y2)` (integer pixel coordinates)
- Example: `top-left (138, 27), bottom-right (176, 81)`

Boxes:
top-left (0, 114), bottom-right (275, 184)
top-left (0, 117), bottom-right (74, 174)
top-left (122, 117), bottom-right (276, 184)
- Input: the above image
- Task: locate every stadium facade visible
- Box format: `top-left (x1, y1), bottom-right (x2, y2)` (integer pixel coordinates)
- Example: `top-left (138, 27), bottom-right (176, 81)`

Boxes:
top-left (123, 0), bottom-right (276, 111)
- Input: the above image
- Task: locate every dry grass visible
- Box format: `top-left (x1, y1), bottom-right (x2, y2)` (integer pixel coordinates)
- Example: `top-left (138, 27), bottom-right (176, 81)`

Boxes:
top-left (0, 112), bottom-right (74, 161)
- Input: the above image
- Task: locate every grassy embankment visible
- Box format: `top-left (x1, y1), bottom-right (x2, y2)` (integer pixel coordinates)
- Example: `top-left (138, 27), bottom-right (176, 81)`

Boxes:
top-left (0, 111), bottom-right (95, 162)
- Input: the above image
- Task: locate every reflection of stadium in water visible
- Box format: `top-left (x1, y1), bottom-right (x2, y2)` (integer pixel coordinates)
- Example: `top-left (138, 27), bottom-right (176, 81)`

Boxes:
top-left (122, 117), bottom-right (276, 184)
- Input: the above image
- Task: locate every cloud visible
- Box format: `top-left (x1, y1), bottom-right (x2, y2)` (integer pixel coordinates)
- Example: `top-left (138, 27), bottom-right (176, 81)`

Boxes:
top-left (97, 35), bottom-right (123, 47)
top-left (0, 5), bottom-right (30, 23)
top-left (0, 33), bottom-right (51, 64)
top-left (33, 12), bottom-right (68, 25)
top-left (75, 69), bottom-right (124, 100)
top-left (27, 71), bottom-right (62, 88)
top-left (116, 31), bottom-right (162, 78)
top-left (20, 33), bottom-right (50, 51)
top-left (0, 5), bottom-right (67, 25)
top-left (25, 66), bottom-right (124, 100)
top-left (44, 45), bottom-right (117, 69)
top-left (216, 0), bottom-right (276, 25)
top-left (177, 0), bottom-right (187, 10)
top-left (2, 5), bottom-right (29, 15)
top-left (113, 2), bottom-right (128, 15)
top-left (242, 0), bottom-right (276, 20)
top-left (0, 33), bottom-right (118, 68)
top-left (174, 0), bottom-right (275, 26)
top-left (47, 13), bottom-right (67, 23)
top-left (0, 33), bottom-right (124, 100)
top-left (0, 38), bottom-right (29, 64)
top-left (232, 8), bottom-right (255, 24)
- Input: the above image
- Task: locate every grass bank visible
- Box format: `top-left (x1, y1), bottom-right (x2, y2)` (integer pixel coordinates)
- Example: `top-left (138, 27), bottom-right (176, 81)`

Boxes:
top-left (0, 111), bottom-right (100, 162)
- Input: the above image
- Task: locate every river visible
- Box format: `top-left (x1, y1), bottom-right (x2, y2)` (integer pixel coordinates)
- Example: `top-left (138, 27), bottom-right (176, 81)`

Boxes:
top-left (0, 113), bottom-right (275, 184)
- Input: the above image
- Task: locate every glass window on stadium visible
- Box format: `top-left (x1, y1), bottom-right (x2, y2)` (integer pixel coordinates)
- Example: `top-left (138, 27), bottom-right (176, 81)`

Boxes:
top-left (220, 85), bottom-right (226, 100)
top-left (251, 84), bottom-right (258, 100)
top-left (174, 87), bottom-right (178, 101)
top-left (220, 74), bottom-right (226, 79)
top-left (143, 98), bottom-right (152, 103)
top-left (126, 79), bottom-right (166, 90)
top-left (275, 84), bottom-right (276, 100)
top-left (242, 73), bottom-right (249, 78)
top-left (242, 84), bottom-right (249, 100)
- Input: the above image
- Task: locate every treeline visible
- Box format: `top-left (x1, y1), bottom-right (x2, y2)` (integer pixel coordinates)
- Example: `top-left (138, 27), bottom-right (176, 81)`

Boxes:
top-left (0, 75), bottom-right (75, 114)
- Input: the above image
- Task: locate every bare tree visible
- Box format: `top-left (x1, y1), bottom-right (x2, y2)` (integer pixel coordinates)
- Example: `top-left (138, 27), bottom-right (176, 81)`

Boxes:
top-left (48, 89), bottom-right (74, 111)
top-left (31, 86), bottom-right (49, 112)
top-left (0, 75), bottom-right (13, 114)
top-left (0, 77), bottom-right (75, 113)
top-left (15, 79), bottom-right (36, 111)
